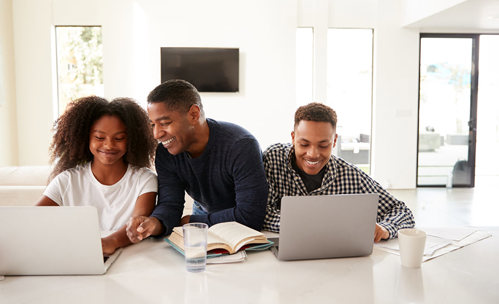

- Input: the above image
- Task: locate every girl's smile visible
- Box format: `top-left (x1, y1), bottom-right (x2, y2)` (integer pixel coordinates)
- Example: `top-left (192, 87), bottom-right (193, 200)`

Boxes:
top-left (89, 115), bottom-right (128, 167)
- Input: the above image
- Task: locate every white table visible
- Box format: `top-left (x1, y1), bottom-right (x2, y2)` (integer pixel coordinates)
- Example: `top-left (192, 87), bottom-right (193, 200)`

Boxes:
top-left (1, 232), bottom-right (498, 304)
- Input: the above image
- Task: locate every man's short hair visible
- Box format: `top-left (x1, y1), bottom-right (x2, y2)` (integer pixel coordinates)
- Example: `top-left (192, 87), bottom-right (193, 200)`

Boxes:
top-left (147, 79), bottom-right (204, 114)
top-left (294, 102), bottom-right (337, 128)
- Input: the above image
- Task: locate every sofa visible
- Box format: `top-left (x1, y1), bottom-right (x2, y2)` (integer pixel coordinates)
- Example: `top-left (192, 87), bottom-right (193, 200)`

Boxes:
top-left (419, 132), bottom-right (442, 152)
top-left (0, 165), bottom-right (194, 214)
top-left (0, 166), bottom-right (51, 206)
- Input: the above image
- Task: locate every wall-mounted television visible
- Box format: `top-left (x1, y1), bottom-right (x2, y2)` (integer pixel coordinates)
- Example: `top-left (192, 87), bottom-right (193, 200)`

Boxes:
top-left (161, 47), bottom-right (239, 92)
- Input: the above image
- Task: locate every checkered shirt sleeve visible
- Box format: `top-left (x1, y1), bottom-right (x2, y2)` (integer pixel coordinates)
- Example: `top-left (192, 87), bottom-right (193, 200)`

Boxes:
top-left (262, 143), bottom-right (415, 238)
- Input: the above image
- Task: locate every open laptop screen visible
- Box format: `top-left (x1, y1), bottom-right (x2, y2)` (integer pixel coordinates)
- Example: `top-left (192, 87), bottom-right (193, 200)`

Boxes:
top-left (0, 206), bottom-right (120, 275)
top-left (273, 193), bottom-right (379, 260)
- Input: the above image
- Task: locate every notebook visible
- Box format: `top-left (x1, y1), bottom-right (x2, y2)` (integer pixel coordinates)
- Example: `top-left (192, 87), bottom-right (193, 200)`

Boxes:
top-left (270, 193), bottom-right (379, 261)
top-left (0, 206), bottom-right (122, 275)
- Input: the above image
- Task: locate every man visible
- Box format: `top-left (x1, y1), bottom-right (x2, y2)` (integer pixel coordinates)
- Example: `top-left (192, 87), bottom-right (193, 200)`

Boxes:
top-left (263, 102), bottom-right (415, 242)
top-left (127, 80), bottom-right (268, 241)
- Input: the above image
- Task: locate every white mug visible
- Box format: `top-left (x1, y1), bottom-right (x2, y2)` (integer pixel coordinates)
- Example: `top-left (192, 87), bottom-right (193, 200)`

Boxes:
top-left (398, 228), bottom-right (426, 268)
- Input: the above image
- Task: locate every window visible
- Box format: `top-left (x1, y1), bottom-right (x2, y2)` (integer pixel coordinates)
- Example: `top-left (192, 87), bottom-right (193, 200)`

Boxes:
top-left (327, 29), bottom-right (373, 173)
top-left (55, 26), bottom-right (103, 115)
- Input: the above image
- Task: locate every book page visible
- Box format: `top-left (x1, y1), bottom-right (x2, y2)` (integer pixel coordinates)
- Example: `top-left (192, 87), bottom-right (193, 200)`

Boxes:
top-left (209, 222), bottom-right (267, 252)
top-left (170, 226), bottom-right (231, 253)
top-left (207, 232), bottom-right (231, 252)
top-left (168, 228), bottom-right (185, 251)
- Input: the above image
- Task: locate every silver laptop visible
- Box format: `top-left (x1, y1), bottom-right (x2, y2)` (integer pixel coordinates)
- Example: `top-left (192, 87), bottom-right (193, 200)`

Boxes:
top-left (0, 206), bottom-right (122, 275)
top-left (271, 193), bottom-right (379, 261)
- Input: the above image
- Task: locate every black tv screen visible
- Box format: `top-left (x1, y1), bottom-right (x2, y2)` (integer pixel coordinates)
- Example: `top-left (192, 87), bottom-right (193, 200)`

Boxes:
top-left (161, 47), bottom-right (239, 92)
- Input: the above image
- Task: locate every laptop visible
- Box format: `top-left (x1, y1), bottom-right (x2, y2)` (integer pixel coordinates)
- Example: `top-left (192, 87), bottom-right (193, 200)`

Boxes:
top-left (270, 193), bottom-right (379, 261)
top-left (0, 206), bottom-right (122, 276)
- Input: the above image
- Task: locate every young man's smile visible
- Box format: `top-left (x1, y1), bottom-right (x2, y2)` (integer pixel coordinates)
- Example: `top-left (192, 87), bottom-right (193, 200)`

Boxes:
top-left (292, 120), bottom-right (337, 176)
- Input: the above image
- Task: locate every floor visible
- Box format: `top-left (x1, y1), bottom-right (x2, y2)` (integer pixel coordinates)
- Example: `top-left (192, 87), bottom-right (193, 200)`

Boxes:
top-left (389, 175), bottom-right (499, 228)
top-left (417, 144), bottom-right (468, 185)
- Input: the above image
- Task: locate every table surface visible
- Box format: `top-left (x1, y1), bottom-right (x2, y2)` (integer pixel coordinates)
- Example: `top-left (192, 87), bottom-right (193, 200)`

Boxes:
top-left (1, 231), bottom-right (498, 304)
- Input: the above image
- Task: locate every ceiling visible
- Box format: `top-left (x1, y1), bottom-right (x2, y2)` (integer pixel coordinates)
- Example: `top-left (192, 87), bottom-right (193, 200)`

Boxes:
top-left (404, 0), bottom-right (499, 31)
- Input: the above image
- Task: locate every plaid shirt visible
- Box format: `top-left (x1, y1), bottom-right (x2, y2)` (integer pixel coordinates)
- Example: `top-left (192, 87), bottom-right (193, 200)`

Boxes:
top-left (262, 143), bottom-right (415, 238)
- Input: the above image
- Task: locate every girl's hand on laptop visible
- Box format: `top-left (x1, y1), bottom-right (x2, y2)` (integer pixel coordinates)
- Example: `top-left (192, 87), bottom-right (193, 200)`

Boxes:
top-left (101, 237), bottom-right (118, 256)
top-left (126, 216), bottom-right (163, 243)
top-left (374, 224), bottom-right (389, 242)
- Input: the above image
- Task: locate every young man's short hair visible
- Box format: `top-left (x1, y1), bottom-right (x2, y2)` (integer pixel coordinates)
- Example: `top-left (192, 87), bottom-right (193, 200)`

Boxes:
top-left (294, 102), bottom-right (337, 128)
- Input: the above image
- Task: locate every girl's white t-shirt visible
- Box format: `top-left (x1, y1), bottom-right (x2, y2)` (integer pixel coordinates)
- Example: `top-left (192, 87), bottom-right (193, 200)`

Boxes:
top-left (44, 163), bottom-right (157, 233)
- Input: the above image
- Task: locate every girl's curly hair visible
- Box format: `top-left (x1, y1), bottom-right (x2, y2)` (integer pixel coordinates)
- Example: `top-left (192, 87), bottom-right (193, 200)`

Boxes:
top-left (49, 96), bottom-right (157, 180)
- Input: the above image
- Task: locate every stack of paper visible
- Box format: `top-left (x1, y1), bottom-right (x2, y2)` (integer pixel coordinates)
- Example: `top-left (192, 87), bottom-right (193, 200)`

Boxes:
top-left (206, 251), bottom-right (247, 264)
top-left (375, 227), bottom-right (492, 262)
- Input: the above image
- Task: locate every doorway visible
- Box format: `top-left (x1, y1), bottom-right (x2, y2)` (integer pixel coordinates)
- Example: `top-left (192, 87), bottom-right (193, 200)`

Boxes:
top-left (417, 34), bottom-right (477, 187)
top-left (417, 34), bottom-right (499, 187)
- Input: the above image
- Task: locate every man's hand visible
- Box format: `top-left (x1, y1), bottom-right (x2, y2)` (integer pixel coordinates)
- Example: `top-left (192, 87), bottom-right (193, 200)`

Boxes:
top-left (126, 216), bottom-right (163, 243)
top-left (179, 215), bottom-right (191, 226)
top-left (374, 224), bottom-right (389, 242)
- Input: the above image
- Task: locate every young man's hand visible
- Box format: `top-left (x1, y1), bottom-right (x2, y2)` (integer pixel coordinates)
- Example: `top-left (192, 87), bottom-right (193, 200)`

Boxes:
top-left (374, 224), bottom-right (389, 242)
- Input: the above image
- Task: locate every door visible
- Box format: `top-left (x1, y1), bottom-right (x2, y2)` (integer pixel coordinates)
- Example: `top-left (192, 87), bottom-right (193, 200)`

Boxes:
top-left (417, 34), bottom-right (478, 187)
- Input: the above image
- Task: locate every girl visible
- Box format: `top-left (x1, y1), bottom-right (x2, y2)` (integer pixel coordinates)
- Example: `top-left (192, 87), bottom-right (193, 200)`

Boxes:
top-left (37, 96), bottom-right (158, 256)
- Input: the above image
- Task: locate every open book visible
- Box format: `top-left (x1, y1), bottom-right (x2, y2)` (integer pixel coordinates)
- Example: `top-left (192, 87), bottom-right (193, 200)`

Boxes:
top-left (165, 221), bottom-right (273, 256)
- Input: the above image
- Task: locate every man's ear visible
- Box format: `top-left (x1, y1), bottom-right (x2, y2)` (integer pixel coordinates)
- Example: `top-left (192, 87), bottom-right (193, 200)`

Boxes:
top-left (187, 104), bottom-right (201, 122)
top-left (291, 131), bottom-right (295, 145)
top-left (333, 133), bottom-right (338, 148)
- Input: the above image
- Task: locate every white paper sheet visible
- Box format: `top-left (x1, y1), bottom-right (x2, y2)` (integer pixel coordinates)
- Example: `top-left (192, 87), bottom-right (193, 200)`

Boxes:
top-left (374, 227), bottom-right (492, 262)
top-left (206, 251), bottom-right (247, 264)
top-left (423, 227), bottom-right (477, 241)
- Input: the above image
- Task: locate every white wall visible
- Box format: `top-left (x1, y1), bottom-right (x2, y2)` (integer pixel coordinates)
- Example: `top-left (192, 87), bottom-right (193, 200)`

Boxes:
top-left (13, 0), bottom-right (484, 188)
top-left (371, 0), bottom-right (419, 189)
top-left (12, 0), bottom-right (54, 165)
top-left (9, 0), bottom-right (419, 188)
top-left (10, 0), bottom-right (297, 166)
top-left (298, 0), bottom-right (419, 188)
top-left (0, 0), bottom-right (18, 166)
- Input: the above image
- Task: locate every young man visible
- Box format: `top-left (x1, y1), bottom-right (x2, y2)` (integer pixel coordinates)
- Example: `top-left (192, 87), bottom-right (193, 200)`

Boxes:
top-left (126, 80), bottom-right (268, 241)
top-left (263, 102), bottom-right (415, 242)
